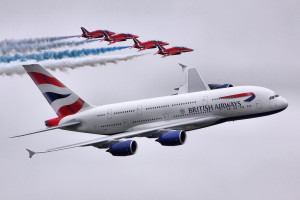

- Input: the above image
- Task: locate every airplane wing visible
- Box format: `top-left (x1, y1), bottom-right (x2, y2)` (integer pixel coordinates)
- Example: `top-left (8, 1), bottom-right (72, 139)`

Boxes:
top-left (176, 64), bottom-right (210, 94)
top-left (167, 51), bottom-right (179, 56)
top-left (108, 38), bottom-right (123, 45)
top-left (139, 45), bottom-right (153, 51)
top-left (25, 116), bottom-right (219, 158)
top-left (89, 34), bottom-right (102, 39)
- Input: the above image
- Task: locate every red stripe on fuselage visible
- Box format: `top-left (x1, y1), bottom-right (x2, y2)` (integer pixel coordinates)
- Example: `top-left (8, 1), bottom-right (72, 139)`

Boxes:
top-left (220, 92), bottom-right (254, 99)
top-left (56, 98), bottom-right (85, 117)
top-left (28, 72), bottom-right (65, 87)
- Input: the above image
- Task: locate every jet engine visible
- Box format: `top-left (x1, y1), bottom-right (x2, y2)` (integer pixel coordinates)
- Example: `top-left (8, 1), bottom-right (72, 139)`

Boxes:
top-left (156, 130), bottom-right (186, 146)
top-left (208, 84), bottom-right (233, 90)
top-left (107, 140), bottom-right (138, 156)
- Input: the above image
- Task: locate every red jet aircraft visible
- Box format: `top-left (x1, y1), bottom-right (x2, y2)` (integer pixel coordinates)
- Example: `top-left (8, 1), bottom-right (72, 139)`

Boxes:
top-left (154, 44), bottom-right (193, 57)
top-left (78, 27), bottom-right (115, 39)
top-left (101, 31), bottom-right (139, 45)
top-left (130, 38), bottom-right (169, 51)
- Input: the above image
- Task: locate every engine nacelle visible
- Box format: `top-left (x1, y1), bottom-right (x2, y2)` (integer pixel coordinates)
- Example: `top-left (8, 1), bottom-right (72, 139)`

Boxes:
top-left (107, 140), bottom-right (138, 156)
top-left (156, 130), bottom-right (186, 146)
top-left (208, 84), bottom-right (233, 90)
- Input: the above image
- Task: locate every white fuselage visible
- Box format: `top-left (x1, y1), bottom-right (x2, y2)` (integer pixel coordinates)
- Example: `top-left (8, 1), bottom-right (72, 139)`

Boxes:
top-left (60, 86), bottom-right (288, 135)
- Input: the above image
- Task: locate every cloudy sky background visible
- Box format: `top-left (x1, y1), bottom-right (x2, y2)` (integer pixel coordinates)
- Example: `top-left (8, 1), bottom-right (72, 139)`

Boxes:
top-left (0, 0), bottom-right (299, 199)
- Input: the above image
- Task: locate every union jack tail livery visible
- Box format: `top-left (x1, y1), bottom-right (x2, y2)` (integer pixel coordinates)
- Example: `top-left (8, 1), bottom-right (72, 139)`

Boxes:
top-left (23, 64), bottom-right (94, 117)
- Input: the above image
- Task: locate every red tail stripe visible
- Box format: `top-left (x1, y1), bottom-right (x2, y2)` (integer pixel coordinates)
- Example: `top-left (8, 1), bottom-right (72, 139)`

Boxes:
top-left (57, 98), bottom-right (85, 117)
top-left (28, 72), bottom-right (65, 88)
top-left (220, 92), bottom-right (254, 99)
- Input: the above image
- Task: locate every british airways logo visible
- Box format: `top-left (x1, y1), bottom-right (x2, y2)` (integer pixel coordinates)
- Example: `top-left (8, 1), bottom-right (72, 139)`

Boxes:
top-left (220, 92), bottom-right (256, 102)
top-left (188, 101), bottom-right (242, 114)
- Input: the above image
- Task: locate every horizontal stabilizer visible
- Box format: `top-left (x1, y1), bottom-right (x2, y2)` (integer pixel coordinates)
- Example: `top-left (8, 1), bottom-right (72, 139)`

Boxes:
top-left (10, 121), bottom-right (81, 138)
top-left (26, 149), bottom-right (36, 158)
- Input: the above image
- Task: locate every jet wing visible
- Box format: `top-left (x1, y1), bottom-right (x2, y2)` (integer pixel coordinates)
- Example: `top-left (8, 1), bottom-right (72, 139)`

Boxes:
top-left (108, 38), bottom-right (123, 45)
top-left (139, 45), bottom-right (154, 51)
top-left (25, 116), bottom-right (219, 158)
top-left (167, 51), bottom-right (179, 56)
top-left (89, 34), bottom-right (102, 39)
top-left (176, 64), bottom-right (210, 94)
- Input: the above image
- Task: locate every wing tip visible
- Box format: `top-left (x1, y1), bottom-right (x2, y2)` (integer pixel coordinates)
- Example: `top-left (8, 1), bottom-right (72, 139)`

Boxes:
top-left (178, 63), bottom-right (188, 70)
top-left (26, 149), bottom-right (36, 158)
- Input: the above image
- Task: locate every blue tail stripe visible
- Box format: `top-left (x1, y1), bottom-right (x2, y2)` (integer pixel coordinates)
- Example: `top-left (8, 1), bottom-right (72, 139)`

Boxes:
top-left (43, 92), bottom-right (71, 104)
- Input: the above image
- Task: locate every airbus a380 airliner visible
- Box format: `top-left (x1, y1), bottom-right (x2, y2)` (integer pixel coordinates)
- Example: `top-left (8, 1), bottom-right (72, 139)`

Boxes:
top-left (13, 64), bottom-right (288, 158)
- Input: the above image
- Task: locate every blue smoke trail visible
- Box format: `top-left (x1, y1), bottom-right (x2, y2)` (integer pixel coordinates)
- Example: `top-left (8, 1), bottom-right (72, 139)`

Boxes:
top-left (0, 35), bottom-right (78, 46)
top-left (0, 46), bottom-right (129, 63)
top-left (0, 39), bottom-right (99, 55)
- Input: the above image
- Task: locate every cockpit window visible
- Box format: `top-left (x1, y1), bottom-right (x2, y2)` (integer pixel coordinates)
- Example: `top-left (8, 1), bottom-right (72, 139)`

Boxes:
top-left (269, 94), bottom-right (280, 100)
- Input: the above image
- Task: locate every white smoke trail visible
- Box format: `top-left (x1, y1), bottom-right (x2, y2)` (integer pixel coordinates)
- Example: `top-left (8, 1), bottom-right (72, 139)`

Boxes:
top-left (0, 35), bottom-right (78, 47)
top-left (0, 39), bottom-right (98, 55)
top-left (0, 53), bottom-right (147, 76)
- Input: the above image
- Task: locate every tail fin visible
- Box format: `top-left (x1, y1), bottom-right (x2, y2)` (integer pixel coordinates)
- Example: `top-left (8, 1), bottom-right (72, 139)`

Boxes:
top-left (102, 31), bottom-right (110, 39)
top-left (156, 43), bottom-right (166, 53)
top-left (23, 64), bottom-right (94, 117)
top-left (132, 38), bottom-right (141, 46)
top-left (80, 27), bottom-right (89, 35)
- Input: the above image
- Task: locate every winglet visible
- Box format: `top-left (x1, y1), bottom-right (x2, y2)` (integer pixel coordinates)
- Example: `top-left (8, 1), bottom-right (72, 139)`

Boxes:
top-left (179, 63), bottom-right (188, 70)
top-left (177, 63), bottom-right (210, 94)
top-left (26, 149), bottom-right (36, 158)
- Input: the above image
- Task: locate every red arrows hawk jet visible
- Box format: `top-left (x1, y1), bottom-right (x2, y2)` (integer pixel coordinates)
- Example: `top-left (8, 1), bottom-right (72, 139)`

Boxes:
top-left (130, 38), bottom-right (169, 51)
top-left (154, 44), bottom-right (193, 57)
top-left (78, 27), bottom-right (115, 39)
top-left (101, 31), bottom-right (139, 45)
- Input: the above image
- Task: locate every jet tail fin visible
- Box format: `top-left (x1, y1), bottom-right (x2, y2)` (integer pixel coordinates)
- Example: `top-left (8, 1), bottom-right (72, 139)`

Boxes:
top-left (155, 43), bottom-right (167, 55)
top-left (156, 43), bottom-right (165, 52)
top-left (26, 149), bottom-right (36, 158)
top-left (132, 38), bottom-right (141, 45)
top-left (80, 27), bottom-right (89, 35)
top-left (23, 64), bottom-right (94, 117)
top-left (103, 31), bottom-right (109, 38)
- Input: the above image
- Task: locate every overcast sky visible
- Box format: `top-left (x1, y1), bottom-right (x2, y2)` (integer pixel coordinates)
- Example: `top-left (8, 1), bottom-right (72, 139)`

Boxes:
top-left (0, 0), bottom-right (300, 200)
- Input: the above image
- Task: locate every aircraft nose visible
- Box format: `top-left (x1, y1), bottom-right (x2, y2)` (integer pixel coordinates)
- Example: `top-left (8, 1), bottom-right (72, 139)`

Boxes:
top-left (280, 97), bottom-right (288, 110)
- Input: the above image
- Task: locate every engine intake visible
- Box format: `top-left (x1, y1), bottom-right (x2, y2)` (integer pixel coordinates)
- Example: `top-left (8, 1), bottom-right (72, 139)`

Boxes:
top-left (156, 130), bottom-right (186, 146)
top-left (107, 140), bottom-right (138, 156)
top-left (208, 84), bottom-right (233, 90)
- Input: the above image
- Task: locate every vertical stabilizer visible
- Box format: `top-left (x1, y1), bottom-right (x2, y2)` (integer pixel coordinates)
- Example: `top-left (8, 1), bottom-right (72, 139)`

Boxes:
top-left (80, 27), bottom-right (89, 35)
top-left (23, 64), bottom-right (94, 117)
